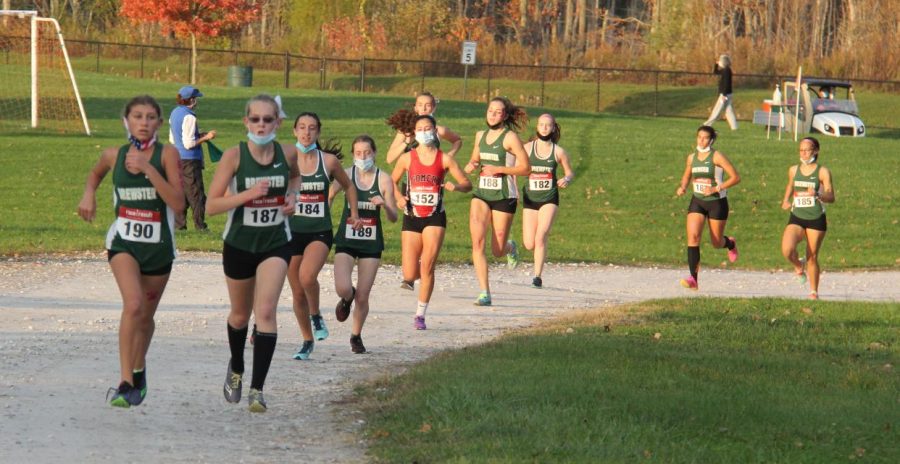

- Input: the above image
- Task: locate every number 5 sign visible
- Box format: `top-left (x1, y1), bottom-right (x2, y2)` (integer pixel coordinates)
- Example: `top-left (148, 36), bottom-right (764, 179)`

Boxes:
top-left (461, 41), bottom-right (477, 65)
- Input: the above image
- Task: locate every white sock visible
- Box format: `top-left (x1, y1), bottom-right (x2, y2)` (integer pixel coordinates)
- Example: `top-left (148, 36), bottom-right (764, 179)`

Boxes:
top-left (415, 301), bottom-right (428, 317)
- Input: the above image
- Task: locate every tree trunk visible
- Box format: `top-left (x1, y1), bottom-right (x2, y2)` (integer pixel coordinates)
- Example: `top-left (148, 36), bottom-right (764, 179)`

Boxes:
top-left (190, 32), bottom-right (197, 85)
top-left (564, 0), bottom-right (574, 44)
top-left (576, 0), bottom-right (586, 50)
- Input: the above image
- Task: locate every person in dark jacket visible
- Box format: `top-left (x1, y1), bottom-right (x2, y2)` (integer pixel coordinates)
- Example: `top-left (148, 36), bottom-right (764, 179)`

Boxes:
top-left (703, 54), bottom-right (738, 130)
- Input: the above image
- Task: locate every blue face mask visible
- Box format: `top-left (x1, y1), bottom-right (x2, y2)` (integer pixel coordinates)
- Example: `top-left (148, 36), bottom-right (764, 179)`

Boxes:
top-left (354, 158), bottom-right (375, 171)
top-left (247, 131), bottom-right (276, 146)
top-left (296, 142), bottom-right (317, 153)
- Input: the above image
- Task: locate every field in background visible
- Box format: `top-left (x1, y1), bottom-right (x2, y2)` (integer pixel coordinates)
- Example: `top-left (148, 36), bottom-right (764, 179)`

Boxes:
top-left (0, 71), bottom-right (898, 270)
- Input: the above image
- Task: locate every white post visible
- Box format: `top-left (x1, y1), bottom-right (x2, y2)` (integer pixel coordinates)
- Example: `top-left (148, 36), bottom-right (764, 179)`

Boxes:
top-left (39, 17), bottom-right (91, 135)
top-left (30, 13), bottom-right (38, 128)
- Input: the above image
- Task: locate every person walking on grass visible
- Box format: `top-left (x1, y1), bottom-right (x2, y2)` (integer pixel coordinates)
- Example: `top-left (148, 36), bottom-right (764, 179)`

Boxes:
top-left (207, 94), bottom-right (299, 413)
top-left (392, 115), bottom-right (472, 329)
top-left (385, 91), bottom-right (463, 292)
top-left (521, 113), bottom-right (575, 289)
top-left (703, 54), bottom-right (738, 131)
top-left (287, 112), bottom-right (360, 360)
top-left (78, 95), bottom-right (185, 408)
top-left (465, 97), bottom-right (531, 306)
top-left (169, 85), bottom-right (216, 231)
top-left (780, 137), bottom-right (835, 300)
top-left (330, 135), bottom-right (398, 350)
top-left (675, 125), bottom-right (741, 291)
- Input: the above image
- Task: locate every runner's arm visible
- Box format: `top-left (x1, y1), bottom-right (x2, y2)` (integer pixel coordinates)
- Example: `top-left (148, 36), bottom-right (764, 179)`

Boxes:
top-left (675, 154), bottom-right (692, 196)
top-left (378, 171), bottom-right (399, 223)
top-left (444, 154), bottom-right (472, 193)
top-left (556, 146), bottom-right (575, 188)
top-left (781, 165), bottom-right (796, 210)
top-left (438, 125), bottom-right (462, 159)
top-left (817, 167), bottom-right (835, 203)
top-left (78, 147), bottom-right (117, 223)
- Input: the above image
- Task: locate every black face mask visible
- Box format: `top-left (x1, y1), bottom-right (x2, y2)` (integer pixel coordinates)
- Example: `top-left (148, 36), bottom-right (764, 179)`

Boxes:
top-left (537, 133), bottom-right (553, 142)
top-left (487, 121), bottom-right (504, 130)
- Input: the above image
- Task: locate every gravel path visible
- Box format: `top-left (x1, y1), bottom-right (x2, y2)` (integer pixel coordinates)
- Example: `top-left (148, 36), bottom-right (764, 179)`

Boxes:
top-left (1, 252), bottom-right (897, 463)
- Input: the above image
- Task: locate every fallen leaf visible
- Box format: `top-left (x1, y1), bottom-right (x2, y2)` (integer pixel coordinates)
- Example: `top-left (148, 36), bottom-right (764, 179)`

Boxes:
top-left (419, 423), bottom-right (432, 433)
top-left (801, 307), bottom-right (813, 315)
top-left (565, 327), bottom-right (574, 334)
top-left (653, 332), bottom-right (662, 340)
top-left (868, 342), bottom-right (885, 350)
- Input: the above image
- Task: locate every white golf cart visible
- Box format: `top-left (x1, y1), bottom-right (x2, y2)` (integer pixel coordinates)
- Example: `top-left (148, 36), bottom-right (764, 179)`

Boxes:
top-left (754, 78), bottom-right (866, 137)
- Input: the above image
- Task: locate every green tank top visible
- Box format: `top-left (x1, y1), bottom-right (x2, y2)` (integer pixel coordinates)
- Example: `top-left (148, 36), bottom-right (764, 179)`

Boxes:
top-left (290, 150), bottom-right (333, 233)
top-left (690, 151), bottom-right (724, 201)
top-left (790, 164), bottom-right (825, 220)
top-left (474, 129), bottom-right (518, 201)
top-left (523, 141), bottom-right (558, 202)
top-left (222, 142), bottom-right (291, 253)
top-left (334, 167), bottom-right (384, 254)
top-left (106, 143), bottom-right (175, 271)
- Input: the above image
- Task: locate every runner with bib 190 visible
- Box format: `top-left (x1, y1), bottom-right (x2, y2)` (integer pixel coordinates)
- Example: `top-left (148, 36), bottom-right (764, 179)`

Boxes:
top-left (392, 115), bottom-right (472, 330)
top-left (465, 97), bottom-right (531, 306)
top-left (675, 125), bottom-right (740, 291)
top-left (521, 113), bottom-right (575, 289)
top-left (330, 135), bottom-right (398, 351)
top-left (207, 94), bottom-right (300, 413)
top-left (78, 95), bottom-right (185, 408)
top-left (288, 112), bottom-right (360, 360)
top-left (780, 137), bottom-right (834, 300)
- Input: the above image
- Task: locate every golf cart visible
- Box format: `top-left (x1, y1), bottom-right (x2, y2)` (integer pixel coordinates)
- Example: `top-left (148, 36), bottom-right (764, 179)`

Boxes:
top-left (754, 78), bottom-right (866, 137)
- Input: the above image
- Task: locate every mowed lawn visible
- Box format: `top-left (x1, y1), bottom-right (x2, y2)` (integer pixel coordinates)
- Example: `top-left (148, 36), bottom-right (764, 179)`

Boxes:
top-left (361, 298), bottom-right (899, 463)
top-left (0, 71), bottom-right (898, 270)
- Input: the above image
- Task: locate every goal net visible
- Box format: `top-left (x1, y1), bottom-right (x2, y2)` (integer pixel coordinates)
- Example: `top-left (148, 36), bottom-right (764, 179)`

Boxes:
top-left (0, 10), bottom-right (90, 134)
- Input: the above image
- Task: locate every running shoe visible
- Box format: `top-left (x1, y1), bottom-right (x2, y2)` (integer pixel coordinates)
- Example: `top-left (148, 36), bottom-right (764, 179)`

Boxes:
top-left (311, 314), bottom-right (329, 341)
top-left (248, 388), bottom-right (267, 413)
top-left (809, 291), bottom-right (819, 300)
top-left (107, 381), bottom-right (141, 408)
top-left (350, 334), bottom-right (366, 353)
top-left (679, 276), bottom-right (699, 291)
top-left (335, 287), bottom-right (355, 323)
top-left (474, 292), bottom-right (492, 306)
top-left (293, 340), bottom-right (315, 360)
top-left (223, 360), bottom-right (243, 403)
top-left (795, 272), bottom-right (808, 286)
top-left (400, 280), bottom-right (415, 291)
top-left (532, 276), bottom-right (543, 288)
top-left (507, 240), bottom-right (520, 269)
top-left (132, 369), bottom-right (147, 405)
top-left (414, 316), bottom-right (427, 330)
top-left (727, 237), bottom-right (739, 263)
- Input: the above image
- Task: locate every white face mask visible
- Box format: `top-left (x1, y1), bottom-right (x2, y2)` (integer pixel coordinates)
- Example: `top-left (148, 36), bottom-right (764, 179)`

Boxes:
top-left (354, 157), bottom-right (375, 171)
top-left (247, 131), bottom-right (276, 146)
top-left (801, 155), bottom-right (817, 165)
top-left (696, 145), bottom-right (712, 153)
top-left (415, 130), bottom-right (437, 146)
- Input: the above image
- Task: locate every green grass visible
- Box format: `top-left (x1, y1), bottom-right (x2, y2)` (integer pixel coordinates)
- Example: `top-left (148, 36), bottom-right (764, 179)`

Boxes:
top-left (360, 298), bottom-right (899, 463)
top-left (0, 71), bottom-right (898, 269)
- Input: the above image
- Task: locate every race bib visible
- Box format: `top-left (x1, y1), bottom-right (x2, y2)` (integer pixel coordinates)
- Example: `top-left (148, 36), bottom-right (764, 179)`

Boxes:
top-left (529, 172), bottom-right (553, 191)
top-left (116, 206), bottom-right (161, 243)
top-left (243, 196), bottom-right (284, 227)
top-left (345, 217), bottom-right (376, 240)
top-left (479, 174), bottom-right (502, 190)
top-left (295, 193), bottom-right (325, 217)
top-left (693, 178), bottom-right (712, 194)
top-left (410, 190), bottom-right (439, 207)
top-left (793, 193), bottom-right (816, 208)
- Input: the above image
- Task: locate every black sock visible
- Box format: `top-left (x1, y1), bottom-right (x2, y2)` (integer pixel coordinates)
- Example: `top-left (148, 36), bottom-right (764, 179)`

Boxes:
top-left (227, 323), bottom-right (248, 374)
top-left (118, 380), bottom-right (134, 391)
top-left (687, 246), bottom-right (700, 280)
top-left (251, 331), bottom-right (277, 391)
top-left (723, 237), bottom-right (735, 250)
top-left (132, 369), bottom-right (145, 387)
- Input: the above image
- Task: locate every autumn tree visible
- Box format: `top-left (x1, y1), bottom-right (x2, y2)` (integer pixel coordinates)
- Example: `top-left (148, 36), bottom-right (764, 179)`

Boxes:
top-left (121, 0), bottom-right (262, 84)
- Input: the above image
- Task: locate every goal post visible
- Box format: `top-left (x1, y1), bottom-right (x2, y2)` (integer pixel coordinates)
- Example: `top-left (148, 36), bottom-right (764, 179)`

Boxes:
top-left (0, 10), bottom-right (91, 135)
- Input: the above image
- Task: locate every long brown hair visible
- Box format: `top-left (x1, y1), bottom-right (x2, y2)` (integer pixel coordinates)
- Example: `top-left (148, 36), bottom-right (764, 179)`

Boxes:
top-left (489, 97), bottom-right (528, 131)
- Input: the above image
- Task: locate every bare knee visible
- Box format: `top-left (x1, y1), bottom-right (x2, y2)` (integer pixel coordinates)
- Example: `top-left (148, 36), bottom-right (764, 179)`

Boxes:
top-left (300, 275), bottom-right (320, 291)
top-left (121, 298), bottom-right (143, 320)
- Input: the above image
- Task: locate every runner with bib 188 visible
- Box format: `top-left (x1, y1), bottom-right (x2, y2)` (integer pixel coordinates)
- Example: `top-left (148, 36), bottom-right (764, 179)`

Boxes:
top-left (674, 125), bottom-right (740, 291)
top-left (465, 97), bottom-right (531, 306)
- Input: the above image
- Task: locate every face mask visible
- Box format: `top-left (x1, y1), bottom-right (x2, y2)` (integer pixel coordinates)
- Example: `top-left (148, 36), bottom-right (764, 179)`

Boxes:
top-left (801, 155), bottom-right (817, 165)
top-left (415, 130), bottom-right (437, 146)
top-left (696, 145), bottom-right (712, 153)
top-left (296, 141), bottom-right (317, 153)
top-left (487, 121), bottom-right (504, 130)
top-left (537, 133), bottom-right (553, 142)
top-left (123, 118), bottom-right (157, 150)
top-left (247, 131), bottom-right (276, 146)
top-left (354, 158), bottom-right (375, 171)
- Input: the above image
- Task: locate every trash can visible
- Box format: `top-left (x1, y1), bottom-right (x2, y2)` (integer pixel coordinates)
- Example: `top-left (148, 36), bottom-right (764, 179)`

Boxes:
top-left (227, 65), bottom-right (253, 87)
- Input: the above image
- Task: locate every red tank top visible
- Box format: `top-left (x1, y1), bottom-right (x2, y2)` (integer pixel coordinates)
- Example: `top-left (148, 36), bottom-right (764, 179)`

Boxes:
top-left (407, 149), bottom-right (445, 218)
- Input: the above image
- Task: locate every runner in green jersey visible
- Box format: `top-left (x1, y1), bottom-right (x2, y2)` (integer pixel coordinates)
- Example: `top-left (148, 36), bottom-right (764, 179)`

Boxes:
top-left (78, 95), bottom-right (185, 408)
top-left (464, 97), bottom-right (531, 306)
top-left (521, 114), bottom-right (575, 289)
top-left (330, 136), bottom-right (399, 352)
top-left (675, 126), bottom-right (741, 291)
top-left (207, 95), bottom-right (300, 412)
top-left (287, 112), bottom-right (360, 360)
top-left (385, 92), bottom-right (463, 164)
top-left (780, 137), bottom-right (835, 300)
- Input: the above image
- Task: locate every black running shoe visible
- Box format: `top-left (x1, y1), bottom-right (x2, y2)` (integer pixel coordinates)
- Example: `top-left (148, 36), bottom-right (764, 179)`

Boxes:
top-left (335, 287), bottom-right (355, 322)
top-left (350, 334), bottom-right (366, 354)
top-left (532, 276), bottom-right (543, 288)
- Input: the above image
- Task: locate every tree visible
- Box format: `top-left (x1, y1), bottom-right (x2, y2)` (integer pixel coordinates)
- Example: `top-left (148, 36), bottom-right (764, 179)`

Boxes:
top-left (120, 0), bottom-right (262, 84)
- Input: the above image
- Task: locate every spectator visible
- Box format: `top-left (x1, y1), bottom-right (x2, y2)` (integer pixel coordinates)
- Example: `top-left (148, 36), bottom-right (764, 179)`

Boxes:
top-left (169, 85), bottom-right (216, 231)
top-left (703, 54), bottom-right (738, 130)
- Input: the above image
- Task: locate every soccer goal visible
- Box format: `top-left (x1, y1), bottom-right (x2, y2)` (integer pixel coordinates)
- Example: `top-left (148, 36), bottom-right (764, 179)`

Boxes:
top-left (0, 10), bottom-right (90, 134)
